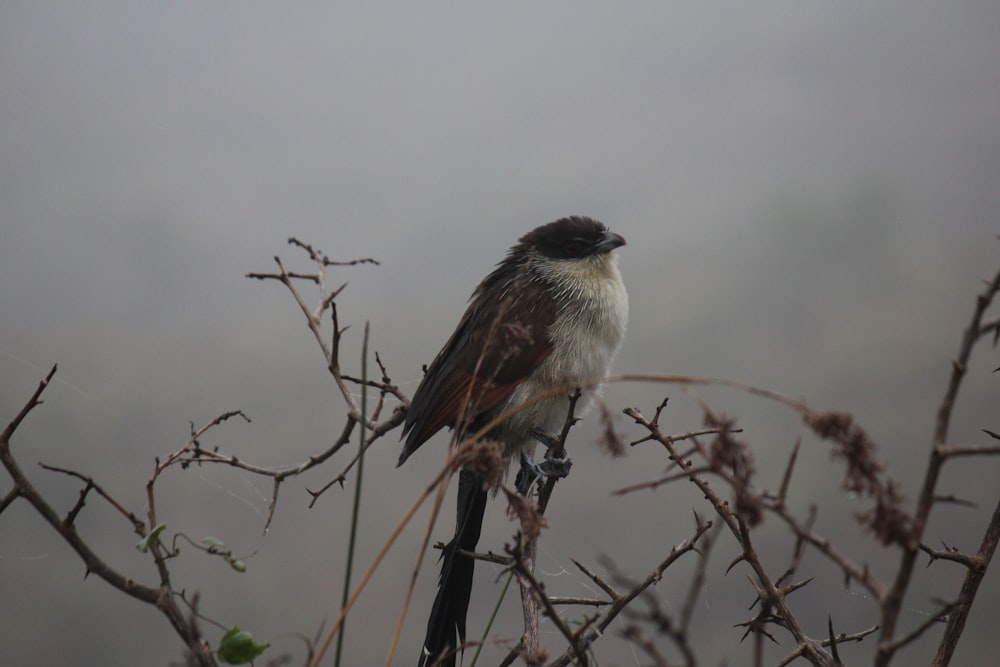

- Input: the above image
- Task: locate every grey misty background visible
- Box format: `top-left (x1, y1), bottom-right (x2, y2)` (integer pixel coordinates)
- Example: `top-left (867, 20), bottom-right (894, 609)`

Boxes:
top-left (1, 3), bottom-right (998, 666)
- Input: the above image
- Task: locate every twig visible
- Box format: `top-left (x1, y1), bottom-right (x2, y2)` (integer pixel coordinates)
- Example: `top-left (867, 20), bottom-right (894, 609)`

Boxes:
top-left (506, 535), bottom-right (589, 666)
top-left (775, 438), bottom-right (801, 508)
top-left (766, 501), bottom-right (886, 600)
top-left (37, 463), bottom-right (146, 535)
top-left (919, 542), bottom-right (979, 569)
top-left (933, 495), bottom-right (1000, 665)
top-left (547, 515), bottom-right (713, 667)
top-left (939, 443), bottom-right (1000, 458)
top-left (1, 367), bottom-right (216, 666)
top-left (626, 403), bottom-right (836, 666)
top-left (877, 266), bottom-right (1000, 667)
top-left (776, 624), bottom-right (880, 667)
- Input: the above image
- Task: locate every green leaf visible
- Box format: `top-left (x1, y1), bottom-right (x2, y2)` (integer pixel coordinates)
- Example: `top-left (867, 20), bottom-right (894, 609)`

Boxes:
top-left (217, 626), bottom-right (268, 664)
top-left (202, 536), bottom-right (226, 551)
top-left (200, 536), bottom-right (248, 572)
top-left (136, 523), bottom-right (167, 553)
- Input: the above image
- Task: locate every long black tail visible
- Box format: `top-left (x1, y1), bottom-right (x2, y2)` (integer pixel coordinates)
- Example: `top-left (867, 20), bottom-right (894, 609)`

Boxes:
top-left (419, 469), bottom-right (488, 667)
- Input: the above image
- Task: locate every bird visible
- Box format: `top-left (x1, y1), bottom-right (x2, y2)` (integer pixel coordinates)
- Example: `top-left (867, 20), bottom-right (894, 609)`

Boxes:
top-left (398, 216), bottom-right (629, 666)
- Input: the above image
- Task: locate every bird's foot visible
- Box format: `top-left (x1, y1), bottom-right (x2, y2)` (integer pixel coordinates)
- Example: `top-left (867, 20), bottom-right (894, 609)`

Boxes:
top-left (514, 430), bottom-right (573, 495)
top-left (529, 427), bottom-right (562, 451)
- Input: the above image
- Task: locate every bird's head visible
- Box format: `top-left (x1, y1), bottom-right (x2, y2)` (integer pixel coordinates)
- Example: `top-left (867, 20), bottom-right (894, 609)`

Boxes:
top-left (510, 216), bottom-right (626, 291)
top-left (517, 216), bottom-right (626, 262)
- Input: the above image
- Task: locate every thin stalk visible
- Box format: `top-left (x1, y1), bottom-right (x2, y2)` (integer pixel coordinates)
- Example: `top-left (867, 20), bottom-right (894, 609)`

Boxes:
top-left (470, 571), bottom-right (515, 666)
top-left (335, 322), bottom-right (369, 667)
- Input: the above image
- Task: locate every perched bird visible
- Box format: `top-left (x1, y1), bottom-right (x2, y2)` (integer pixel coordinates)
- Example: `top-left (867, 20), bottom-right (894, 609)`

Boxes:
top-left (399, 216), bottom-right (629, 666)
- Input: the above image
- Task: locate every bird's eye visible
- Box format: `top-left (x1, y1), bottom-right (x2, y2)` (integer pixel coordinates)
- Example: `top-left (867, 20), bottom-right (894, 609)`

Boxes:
top-left (564, 241), bottom-right (583, 257)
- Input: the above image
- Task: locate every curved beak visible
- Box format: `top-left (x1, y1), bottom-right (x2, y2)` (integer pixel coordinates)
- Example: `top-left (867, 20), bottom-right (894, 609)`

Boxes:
top-left (595, 230), bottom-right (626, 254)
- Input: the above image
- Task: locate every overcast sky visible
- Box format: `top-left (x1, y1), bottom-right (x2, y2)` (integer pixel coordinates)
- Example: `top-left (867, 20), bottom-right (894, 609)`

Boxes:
top-left (2, 3), bottom-right (999, 666)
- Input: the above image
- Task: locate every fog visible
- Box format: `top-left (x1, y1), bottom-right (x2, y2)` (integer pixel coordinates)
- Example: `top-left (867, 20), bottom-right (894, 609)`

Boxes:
top-left (2, 3), bottom-right (998, 665)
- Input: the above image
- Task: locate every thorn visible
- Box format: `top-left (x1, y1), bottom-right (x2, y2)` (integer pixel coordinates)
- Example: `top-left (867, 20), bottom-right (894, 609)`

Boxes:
top-left (726, 552), bottom-right (746, 574)
top-left (828, 616), bottom-right (841, 663)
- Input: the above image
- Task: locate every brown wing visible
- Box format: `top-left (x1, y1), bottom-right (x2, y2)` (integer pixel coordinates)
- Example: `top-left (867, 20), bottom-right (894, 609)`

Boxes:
top-left (398, 276), bottom-right (555, 465)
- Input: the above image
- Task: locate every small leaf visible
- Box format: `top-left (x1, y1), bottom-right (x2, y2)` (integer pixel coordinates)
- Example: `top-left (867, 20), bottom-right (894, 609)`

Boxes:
top-left (203, 536), bottom-right (226, 551)
top-left (227, 558), bottom-right (247, 573)
top-left (136, 523), bottom-right (167, 553)
top-left (217, 626), bottom-right (268, 664)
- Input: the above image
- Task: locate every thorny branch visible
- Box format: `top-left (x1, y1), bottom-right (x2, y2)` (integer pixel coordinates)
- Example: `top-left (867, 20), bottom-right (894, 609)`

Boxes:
top-left (1, 243), bottom-right (391, 664)
top-left (610, 263), bottom-right (1000, 666)
top-left (620, 404), bottom-right (839, 665)
top-left (246, 240), bottom-right (406, 514)
top-left (545, 514), bottom-right (714, 667)
top-left (1, 366), bottom-right (215, 666)
top-left (511, 389), bottom-right (583, 661)
top-left (3, 239), bottom-right (997, 666)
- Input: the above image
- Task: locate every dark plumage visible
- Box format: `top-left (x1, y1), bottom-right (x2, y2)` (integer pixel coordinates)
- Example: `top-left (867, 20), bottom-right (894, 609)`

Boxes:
top-left (400, 216), bottom-right (628, 666)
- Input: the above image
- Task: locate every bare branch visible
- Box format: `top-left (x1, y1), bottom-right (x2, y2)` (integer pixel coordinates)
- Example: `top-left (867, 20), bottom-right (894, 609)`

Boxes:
top-left (933, 494), bottom-right (1000, 665)
top-left (775, 438), bottom-right (801, 509)
top-left (939, 443), bottom-right (1000, 458)
top-left (919, 542), bottom-right (979, 569)
top-left (877, 265), bottom-right (1000, 667)
top-left (38, 463), bottom-right (147, 535)
top-left (1, 368), bottom-right (215, 666)
top-left (1, 364), bottom-right (57, 442)
top-left (547, 515), bottom-right (713, 667)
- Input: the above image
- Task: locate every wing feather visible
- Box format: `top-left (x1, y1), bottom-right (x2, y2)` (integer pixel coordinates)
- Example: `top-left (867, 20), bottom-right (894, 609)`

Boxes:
top-left (399, 275), bottom-right (555, 464)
